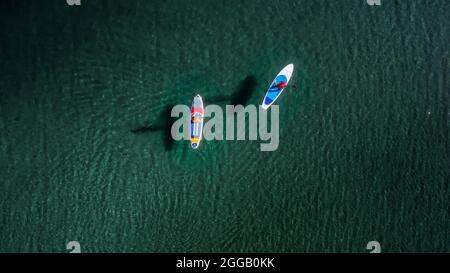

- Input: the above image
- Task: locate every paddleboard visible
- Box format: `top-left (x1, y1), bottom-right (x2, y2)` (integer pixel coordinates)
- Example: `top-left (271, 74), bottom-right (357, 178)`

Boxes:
top-left (261, 64), bottom-right (294, 110)
top-left (190, 94), bottom-right (204, 149)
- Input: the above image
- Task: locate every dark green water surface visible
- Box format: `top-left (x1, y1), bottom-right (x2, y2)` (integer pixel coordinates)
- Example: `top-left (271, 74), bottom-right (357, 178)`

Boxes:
top-left (0, 0), bottom-right (448, 252)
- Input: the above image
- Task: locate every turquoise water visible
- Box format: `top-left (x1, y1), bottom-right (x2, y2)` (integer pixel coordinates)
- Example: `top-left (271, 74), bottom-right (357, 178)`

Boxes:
top-left (0, 0), bottom-right (448, 252)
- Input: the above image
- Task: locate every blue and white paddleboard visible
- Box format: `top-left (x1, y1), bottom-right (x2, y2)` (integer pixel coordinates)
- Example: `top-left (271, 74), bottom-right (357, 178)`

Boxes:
top-left (261, 64), bottom-right (294, 110)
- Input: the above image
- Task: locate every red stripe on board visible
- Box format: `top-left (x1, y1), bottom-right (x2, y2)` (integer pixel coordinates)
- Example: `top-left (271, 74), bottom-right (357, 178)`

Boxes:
top-left (191, 107), bottom-right (204, 113)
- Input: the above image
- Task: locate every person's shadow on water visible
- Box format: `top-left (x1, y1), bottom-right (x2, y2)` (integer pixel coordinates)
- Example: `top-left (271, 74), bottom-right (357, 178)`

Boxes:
top-left (230, 75), bottom-right (257, 106)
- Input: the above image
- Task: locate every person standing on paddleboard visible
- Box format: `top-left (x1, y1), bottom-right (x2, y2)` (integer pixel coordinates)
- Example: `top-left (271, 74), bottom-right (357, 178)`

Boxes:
top-left (274, 81), bottom-right (287, 90)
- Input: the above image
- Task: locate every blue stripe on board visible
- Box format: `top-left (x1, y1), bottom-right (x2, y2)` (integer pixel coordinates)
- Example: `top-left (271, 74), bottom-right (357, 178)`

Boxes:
top-left (264, 96), bottom-right (273, 105)
top-left (263, 74), bottom-right (288, 105)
